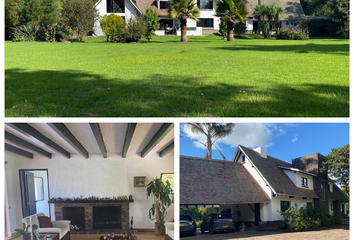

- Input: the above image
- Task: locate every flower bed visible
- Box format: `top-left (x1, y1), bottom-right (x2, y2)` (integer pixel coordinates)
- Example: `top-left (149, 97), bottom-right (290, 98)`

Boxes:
top-left (276, 28), bottom-right (310, 40)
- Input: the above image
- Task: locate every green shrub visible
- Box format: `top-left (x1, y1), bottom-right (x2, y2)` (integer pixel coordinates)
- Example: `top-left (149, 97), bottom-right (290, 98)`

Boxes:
top-left (196, 221), bottom-right (202, 228)
top-left (276, 27), bottom-right (309, 40)
top-left (234, 21), bottom-right (246, 36)
top-left (142, 7), bottom-right (159, 41)
top-left (12, 24), bottom-right (40, 41)
top-left (299, 18), bottom-right (342, 37)
top-left (60, 0), bottom-right (99, 42)
top-left (280, 205), bottom-right (341, 231)
top-left (100, 14), bottom-right (125, 42)
top-left (260, 21), bottom-right (271, 39)
top-left (5, 0), bottom-right (19, 40)
top-left (123, 17), bottom-right (146, 42)
top-left (218, 19), bottom-right (227, 39)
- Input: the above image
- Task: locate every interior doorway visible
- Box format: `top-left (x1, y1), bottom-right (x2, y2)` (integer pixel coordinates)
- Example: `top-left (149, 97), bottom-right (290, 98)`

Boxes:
top-left (19, 169), bottom-right (50, 218)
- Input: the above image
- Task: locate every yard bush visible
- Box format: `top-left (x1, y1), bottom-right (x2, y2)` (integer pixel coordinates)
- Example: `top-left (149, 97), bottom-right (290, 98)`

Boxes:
top-left (260, 21), bottom-right (271, 39)
top-left (123, 17), bottom-right (146, 42)
top-left (5, 0), bottom-right (20, 40)
top-left (234, 21), bottom-right (246, 36)
top-left (142, 7), bottom-right (160, 41)
top-left (100, 14), bottom-right (125, 42)
top-left (12, 24), bottom-right (40, 41)
top-left (276, 27), bottom-right (310, 40)
top-left (218, 19), bottom-right (227, 39)
top-left (61, 0), bottom-right (99, 42)
top-left (279, 205), bottom-right (341, 231)
top-left (299, 18), bottom-right (342, 37)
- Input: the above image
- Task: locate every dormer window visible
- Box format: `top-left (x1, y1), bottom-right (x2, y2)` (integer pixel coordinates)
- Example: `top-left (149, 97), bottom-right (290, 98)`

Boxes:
top-left (301, 177), bottom-right (308, 187)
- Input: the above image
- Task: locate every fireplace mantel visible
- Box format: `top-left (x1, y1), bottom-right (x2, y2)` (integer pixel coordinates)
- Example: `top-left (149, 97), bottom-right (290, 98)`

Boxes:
top-left (49, 200), bottom-right (134, 204)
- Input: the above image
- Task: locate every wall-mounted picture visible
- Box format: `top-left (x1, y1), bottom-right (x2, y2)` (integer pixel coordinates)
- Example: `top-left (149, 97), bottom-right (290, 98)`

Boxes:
top-left (134, 176), bottom-right (146, 187)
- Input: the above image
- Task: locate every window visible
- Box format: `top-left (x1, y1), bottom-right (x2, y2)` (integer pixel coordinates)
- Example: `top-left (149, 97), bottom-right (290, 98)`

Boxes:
top-left (107, 0), bottom-right (124, 13)
top-left (34, 177), bottom-right (44, 201)
top-left (307, 202), bottom-right (312, 207)
top-left (161, 173), bottom-right (174, 192)
top-left (197, 0), bottom-right (213, 9)
top-left (281, 201), bottom-right (290, 212)
top-left (301, 177), bottom-right (308, 187)
top-left (159, 1), bottom-right (170, 9)
top-left (197, 18), bottom-right (214, 28)
top-left (330, 203), bottom-right (333, 210)
top-left (322, 182), bottom-right (326, 201)
top-left (241, 155), bottom-right (245, 163)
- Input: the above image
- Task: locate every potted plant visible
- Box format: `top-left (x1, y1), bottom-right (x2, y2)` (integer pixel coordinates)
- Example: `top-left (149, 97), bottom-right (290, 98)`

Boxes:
top-left (12, 225), bottom-right (30, 240)
top-left (146, 176), bottom-right (174, 235)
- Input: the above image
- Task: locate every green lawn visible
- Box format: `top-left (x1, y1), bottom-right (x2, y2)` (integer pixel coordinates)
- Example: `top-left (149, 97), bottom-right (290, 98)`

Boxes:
top-left (5, 34), bottom-right (349, 117)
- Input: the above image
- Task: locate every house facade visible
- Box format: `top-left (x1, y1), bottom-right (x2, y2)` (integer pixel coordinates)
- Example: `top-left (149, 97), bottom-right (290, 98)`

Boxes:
top-left (180, 145), bottom-right (348, 227)
top-left (94, 0), bottom-right (305, 36)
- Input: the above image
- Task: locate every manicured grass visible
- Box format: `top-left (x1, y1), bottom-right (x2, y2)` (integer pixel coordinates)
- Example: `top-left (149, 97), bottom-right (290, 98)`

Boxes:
top-left (5, 34), bottom-right (349, 117)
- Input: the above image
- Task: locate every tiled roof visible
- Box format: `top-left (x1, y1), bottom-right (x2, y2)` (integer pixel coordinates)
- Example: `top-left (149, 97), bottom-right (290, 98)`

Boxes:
top-left (180, 156), bottom-right (270, 205)
top-left (245, 0), bottom-right (305, 21)
top-left (239, 146), bottom-right (319, 198)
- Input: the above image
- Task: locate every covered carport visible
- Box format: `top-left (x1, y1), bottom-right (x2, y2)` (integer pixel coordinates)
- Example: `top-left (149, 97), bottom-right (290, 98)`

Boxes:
top-left (180, 156), bottom-right (270, 228)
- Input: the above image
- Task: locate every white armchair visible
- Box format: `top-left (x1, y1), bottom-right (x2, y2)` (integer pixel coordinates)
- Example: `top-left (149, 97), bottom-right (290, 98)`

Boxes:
top-left (22, 213), bottom-right (71, 240)
top-left (165, 222), bottom-right (174, 240)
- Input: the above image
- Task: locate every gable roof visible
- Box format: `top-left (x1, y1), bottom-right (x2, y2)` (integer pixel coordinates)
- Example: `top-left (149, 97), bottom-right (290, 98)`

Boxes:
top-left (333, 184), bottom-right (349, 202)
top-left (245, 0), bottom-right (305, 21)
top-left (180, 156), bottom-right (270, 205)
top-left (236, 146), bottom-right (319, 199)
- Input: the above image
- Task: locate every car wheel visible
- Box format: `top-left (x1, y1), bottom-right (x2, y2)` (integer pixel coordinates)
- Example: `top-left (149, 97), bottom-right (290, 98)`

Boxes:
top-left (209, 226), bottom-right (214, 235)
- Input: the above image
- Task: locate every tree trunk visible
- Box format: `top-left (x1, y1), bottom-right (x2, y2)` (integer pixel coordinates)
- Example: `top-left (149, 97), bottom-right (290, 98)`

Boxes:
top-left (227, 20), bottom-right (234, 42)
top-left (181, 18), bottom-right (187, 43)
top-left (206, 135), bottom-right (212, 159)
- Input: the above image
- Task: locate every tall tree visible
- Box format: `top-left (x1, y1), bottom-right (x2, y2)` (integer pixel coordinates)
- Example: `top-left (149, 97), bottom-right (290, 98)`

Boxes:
top-left (321, 144), bottom-right (349, 195)
top-left (216, 0), bottom-right (248, 42)
top-left (183, 123), bottom-right (235, 159)
top-left (5, 0), bottom-right (19, 39)
top-left (168, 0), bottom-right (200, 43)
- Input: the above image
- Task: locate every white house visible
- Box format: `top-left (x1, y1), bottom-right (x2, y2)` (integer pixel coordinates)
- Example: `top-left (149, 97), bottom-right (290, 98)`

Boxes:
top-left (94, 0), bottom-right (305, 36)
top-left (4, 123), bottom-right (174, 239)
top-left (180, 145), bottom-right (348, 227)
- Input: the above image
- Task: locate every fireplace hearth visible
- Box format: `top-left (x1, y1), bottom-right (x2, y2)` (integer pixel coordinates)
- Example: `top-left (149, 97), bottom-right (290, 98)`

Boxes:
top-left (52, 200), bottom-right (132, 232)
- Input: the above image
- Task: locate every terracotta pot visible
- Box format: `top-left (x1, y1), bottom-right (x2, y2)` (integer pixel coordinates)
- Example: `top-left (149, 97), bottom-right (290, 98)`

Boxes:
top-left (154, 223), bottom-right (165, 235)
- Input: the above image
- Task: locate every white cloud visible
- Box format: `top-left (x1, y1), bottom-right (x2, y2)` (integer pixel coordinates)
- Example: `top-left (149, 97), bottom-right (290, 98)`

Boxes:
top-left (181, 123), bottom-right (288, 150)
top-left (291, 134), bottom-right (298, 143)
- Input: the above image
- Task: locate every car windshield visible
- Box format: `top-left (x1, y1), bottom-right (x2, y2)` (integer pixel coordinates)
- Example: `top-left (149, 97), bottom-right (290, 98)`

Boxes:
top-left (211, 213), bottom-right (232, 219)
top-left (180, 215), bottom-right (193, 221)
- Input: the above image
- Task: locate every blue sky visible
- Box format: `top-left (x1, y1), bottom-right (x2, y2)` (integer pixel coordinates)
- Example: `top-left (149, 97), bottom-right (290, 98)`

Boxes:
top-left (180, 123), bottom-right (349, 163)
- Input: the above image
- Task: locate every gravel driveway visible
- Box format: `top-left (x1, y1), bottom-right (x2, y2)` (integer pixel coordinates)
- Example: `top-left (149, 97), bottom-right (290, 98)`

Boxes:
top-left (180, 225), bottom-right (349, 240)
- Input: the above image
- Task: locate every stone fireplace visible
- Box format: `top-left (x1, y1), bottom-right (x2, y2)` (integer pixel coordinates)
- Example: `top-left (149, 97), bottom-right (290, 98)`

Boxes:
top-left (52, 200), bottom-right (133, 232)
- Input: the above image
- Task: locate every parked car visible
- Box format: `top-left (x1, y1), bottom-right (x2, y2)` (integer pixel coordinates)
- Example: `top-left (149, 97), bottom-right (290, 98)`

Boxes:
top-left (180, 215), bottom-right (197, 236)
top-left (201, 213), bottom-right (236, 234)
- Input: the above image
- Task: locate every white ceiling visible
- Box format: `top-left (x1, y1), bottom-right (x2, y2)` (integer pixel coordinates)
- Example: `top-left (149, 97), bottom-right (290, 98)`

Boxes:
top-left (5, 123), bottom-right (174, 158)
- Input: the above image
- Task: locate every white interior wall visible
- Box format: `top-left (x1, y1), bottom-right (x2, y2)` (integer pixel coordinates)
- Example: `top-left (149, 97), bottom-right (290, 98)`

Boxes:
top-left (5, 150), bottom-right (174, 233)
top-left (28, 171), bottom-right (50, 217)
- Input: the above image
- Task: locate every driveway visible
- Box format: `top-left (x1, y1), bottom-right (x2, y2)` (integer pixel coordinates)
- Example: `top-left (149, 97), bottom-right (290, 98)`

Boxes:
top-left (180, 225), bottom-right (349, 240)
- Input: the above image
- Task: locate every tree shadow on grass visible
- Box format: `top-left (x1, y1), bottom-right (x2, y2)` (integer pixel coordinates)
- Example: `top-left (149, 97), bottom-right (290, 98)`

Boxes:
top-left (5, 68), bottom-right (349, 117)
top-left (211, 43), bottom-right (349, 55)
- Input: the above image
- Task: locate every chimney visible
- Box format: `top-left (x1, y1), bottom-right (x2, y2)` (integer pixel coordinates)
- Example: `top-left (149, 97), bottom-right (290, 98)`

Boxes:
top-left (253, 147), bottom-right (267, 158)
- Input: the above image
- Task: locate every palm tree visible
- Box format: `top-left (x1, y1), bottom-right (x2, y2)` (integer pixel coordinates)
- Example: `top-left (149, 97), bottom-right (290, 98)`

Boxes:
top-left (254, 4), bottom-right (283, 38)
top-left (183, 123), bottom-right (235, 159)
top-left (216, 0), bottom-right (248, 42)
top-left (168, 0), bottom-right (200, 43)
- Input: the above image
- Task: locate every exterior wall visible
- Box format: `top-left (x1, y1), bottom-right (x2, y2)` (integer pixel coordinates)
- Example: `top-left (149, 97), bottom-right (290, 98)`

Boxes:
top-left (280, 21), bottom-right (300, 29)
top-left (296, 172), bottom-right (314, 190)
top-left (270, 196), bottom-right (314, 221)
top-left (94, 0), bottom-right (139, 36)
top-left (5, 150), bottom-right (174, 233)
top-left (240, 151), bottom-right (273, 221)
top-left (283, 170), bottom-right (297, 186)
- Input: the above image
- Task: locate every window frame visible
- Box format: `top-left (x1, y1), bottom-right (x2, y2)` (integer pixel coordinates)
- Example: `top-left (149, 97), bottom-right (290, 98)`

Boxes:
top-left (197, 18), bottom-right (214, 28)
top-left (107, 0), bottom-right (125, 13)
top-left (301, 177), bottom-right (308, 187)
top-left (159, 0), bottom-right (170, 9)
top-left (280, 201), bottom-right (290, 212)
top-left (197, 0), bottom-right (213, 9)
